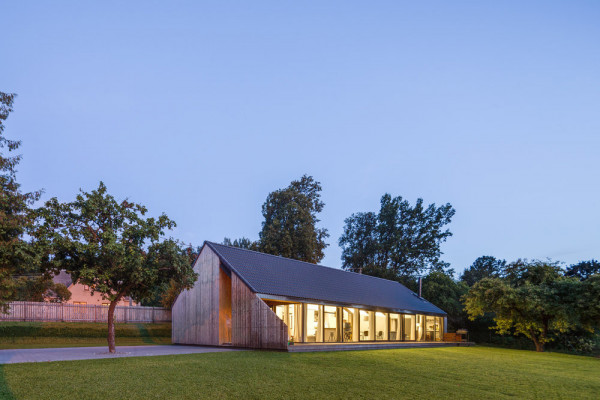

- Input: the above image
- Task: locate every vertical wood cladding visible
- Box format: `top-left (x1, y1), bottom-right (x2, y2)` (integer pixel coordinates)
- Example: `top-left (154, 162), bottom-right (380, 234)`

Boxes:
top-left (172, 246), bottom-right (220, 345)
top-left (172, 245), bottom-right (288, 350)
top-left (231, 273), bottom-right (288, 350)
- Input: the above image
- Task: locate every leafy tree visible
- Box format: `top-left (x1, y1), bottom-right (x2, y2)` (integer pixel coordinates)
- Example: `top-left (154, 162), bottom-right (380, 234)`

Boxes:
top-left (0, 92), bottom-right (42, 313)
top-left (460, 256), bottom-right (506, 286)
top-left (222, 237), bottom-right (258, 250)
top-left (339, 194), bottom-right (455, 280)
top-left (258, 175), bottom-right (329, 263)
top-left (12, 275), bottom-right (71, 303)
top-left (421, 270), bottom-right (468, 330)
top-left (140, 244), bottom-right (200, 308)
top-left (34, 182), bottom-right (197, 352)
top-left (566, 260), bottom-right (600, 281)
top-left (463, 259), bottom-right (598, 352)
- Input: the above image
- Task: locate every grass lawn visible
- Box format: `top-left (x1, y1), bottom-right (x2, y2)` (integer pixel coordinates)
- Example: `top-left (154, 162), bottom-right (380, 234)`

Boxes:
top-left (0, 322), bottom-right (171, 349)
top-left (0, 346), bottom-right (598, 399)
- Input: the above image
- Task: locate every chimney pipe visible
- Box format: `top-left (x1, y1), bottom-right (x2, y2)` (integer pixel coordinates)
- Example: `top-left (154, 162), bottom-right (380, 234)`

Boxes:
top-left (418, 276), bottom-right (422, 297)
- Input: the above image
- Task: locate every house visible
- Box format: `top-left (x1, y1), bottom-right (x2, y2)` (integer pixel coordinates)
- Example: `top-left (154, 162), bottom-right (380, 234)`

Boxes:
top-left (52, 270), bottom-right (136, 306)
top-left (172, 242), bottom-right (447, 350)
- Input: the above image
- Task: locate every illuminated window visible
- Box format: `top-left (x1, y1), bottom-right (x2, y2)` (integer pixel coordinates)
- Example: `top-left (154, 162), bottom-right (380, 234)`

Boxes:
top-left (403, 314), bottom-right (415, 340)
top-left (342, 308), bottom-right (358, 342)
top-left (360, 310), bottom-right (374, 341)
top-left (73, 301), bottom-right (87, 305)
top-left (389, 313), bottom-right (401, 341)
top-left (305, 304), bottom-right (322, 342)
top-left (375, 312), bottom-right (388, 340)
top-left (416, 315), bottom-right (425, 341)
top-left (323, 306), bottom-right (338, 342)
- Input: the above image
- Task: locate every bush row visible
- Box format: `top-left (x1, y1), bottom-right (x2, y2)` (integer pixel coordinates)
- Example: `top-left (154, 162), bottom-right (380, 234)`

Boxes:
top-left (0, 322), bottom-right (171, 338)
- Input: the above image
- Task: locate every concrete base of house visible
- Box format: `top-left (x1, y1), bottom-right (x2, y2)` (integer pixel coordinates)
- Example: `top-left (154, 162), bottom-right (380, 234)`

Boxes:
top-left (287, 341), bottom-right (475, 352)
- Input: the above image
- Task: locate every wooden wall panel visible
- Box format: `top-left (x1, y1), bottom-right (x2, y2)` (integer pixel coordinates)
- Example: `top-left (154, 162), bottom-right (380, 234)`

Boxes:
top-left (172, 246), bottom-right (220, 345)
top-left (173, 245), bottom-right (287, 350)
top-left (231, 273), bottom-right (288, 350)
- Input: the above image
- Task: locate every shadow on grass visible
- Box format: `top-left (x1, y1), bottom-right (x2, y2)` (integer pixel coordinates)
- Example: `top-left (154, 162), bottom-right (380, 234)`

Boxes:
top-left (0, 365), bottom-right (16, 400)
top-left (134, 324), bottom-right (155, 345)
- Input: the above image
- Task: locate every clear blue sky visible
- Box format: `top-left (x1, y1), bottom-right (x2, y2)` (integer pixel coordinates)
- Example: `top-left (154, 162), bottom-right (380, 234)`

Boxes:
top-left (3, 1), bottom-right (599, 274)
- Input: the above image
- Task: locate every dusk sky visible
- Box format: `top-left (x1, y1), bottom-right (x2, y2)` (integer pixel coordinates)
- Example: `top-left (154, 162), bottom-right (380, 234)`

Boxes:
top-left (3, 1), bottom-right (599, 274)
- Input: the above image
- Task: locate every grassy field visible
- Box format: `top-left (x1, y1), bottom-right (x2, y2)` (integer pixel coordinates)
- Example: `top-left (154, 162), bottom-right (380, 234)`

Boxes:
top-left (0, 322), bottom-right (171, 349)
top-left (0, 346), bottom-right (598, 399)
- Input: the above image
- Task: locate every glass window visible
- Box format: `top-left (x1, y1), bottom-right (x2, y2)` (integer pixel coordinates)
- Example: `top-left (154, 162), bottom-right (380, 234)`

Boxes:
top-left (416, 315), bottom-right (425, 341)
top-left (273, 304), bottom-right (302, 342)
top-left (360, 310), bottom-right (374, 341)
top-left (305, 304), bottom-right (322, 342)
top-left (389, 313), bottom-right (401, 341)
top-left (323, 306), bottom-right (338, 342)
top-left (403, 314), bottom-right (415, 340)
top-left (342, 308), bottom-right (358, 342)
top-left (425, 316), bottom-right (438, 341)
top-left (375, 312), bottom-right (388, 340)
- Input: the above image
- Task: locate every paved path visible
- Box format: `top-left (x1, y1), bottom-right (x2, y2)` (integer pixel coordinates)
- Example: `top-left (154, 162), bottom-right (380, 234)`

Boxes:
top-left (0, 345), bottom-right (241, 364)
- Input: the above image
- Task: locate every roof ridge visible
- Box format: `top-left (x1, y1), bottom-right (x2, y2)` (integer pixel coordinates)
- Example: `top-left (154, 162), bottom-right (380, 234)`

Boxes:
top-left (206, 241), bottom-right (415, 287)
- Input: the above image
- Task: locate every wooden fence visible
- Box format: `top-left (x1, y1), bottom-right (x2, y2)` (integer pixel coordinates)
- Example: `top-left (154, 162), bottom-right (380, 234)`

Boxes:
top-left (0, 302), bottom-right (171, 323)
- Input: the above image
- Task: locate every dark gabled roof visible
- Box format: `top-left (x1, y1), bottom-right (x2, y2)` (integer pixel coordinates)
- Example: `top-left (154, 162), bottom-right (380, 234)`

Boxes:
top-left (205, 242), bottom-right (446, 316)
top-left (52, 270), bottom-right (73, 287)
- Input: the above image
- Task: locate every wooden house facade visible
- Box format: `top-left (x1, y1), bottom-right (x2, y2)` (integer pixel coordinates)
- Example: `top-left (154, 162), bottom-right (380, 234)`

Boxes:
top-left (172, 242), bottom-right (447, 350)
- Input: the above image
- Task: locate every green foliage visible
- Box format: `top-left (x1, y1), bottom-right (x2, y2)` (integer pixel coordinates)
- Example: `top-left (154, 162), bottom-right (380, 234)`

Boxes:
top-left (463, 259), bottom-right (600, 352)
top-left (32, 182), bottom-right (197, 351)
top-left (460, 256), bottom-right (505, 286)
top-left (222, 237), bottom-right (258, 250)
top-left (0, 92), bottom-right (42, 313)
top-left (421, 270), bottom-right (468, 330)
top-left (258, 175), bottom-right (329, 263)
top-left (0, 322), bottom-right (171, 339)
top-left (339, 194), bottom-right (455, 279)
top-left (11, 276), bottom-right (71, 303)
top-left (566, 260), bottom-right (600, 281)
top-left (139, 244), bottom-right (200, 308)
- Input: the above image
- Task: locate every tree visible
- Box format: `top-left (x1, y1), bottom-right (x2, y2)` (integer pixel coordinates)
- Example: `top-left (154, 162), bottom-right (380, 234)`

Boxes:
top-left (12, 275), bottom-right (71, 303)
top-left (0, 92), bottom-right (42, 313)
top-left (34, 182), bottom-right (197, 352)
top-left (140, 244), bottom-right (200, 308)
top-left (338, 212), bottom-right (379, 274)
top-left (566, 260), bottom-right (600, 281)
top-left (258, 175), bottom-right (329, 263)
top-left (339, 194), bottom-right (455, 280)
top-left (222, 237), bottom-right (258, 250)
top-left (421, 270), bottom-right (468, 330)
top-left (463, 259), bottom-right (597, 352)
top-left (460, 256), bottom-right (506, 286)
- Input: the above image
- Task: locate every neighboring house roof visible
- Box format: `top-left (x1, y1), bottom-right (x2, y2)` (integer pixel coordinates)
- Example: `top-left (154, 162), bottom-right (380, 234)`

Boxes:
top-left (205, 241), bottom-right (446, 316)
top-left (52, 270), bottom-right (73, 287)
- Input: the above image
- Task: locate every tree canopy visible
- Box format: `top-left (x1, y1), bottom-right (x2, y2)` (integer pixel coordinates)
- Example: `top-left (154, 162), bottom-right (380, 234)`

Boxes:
top-left (566, 260), bottom-right (600, 281)
top-left (339, 194), bottom-right (455, 279)
top-left (0, 92), bottom-right (43, 313)
top-left (33, 182), bottom-right (198, 352)
top-left (463, 259), bottom-right (600, 352)
top-left (258, 175), bottom-right (329, 263)
top-left (460, 256), bottom-right (505, 286)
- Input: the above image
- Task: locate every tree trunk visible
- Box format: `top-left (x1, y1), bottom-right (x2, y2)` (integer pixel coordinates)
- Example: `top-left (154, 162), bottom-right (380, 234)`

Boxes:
top-left (107, 300), bottom-right (118, 353)
top-left (530, 329), bottom-right (544, 352)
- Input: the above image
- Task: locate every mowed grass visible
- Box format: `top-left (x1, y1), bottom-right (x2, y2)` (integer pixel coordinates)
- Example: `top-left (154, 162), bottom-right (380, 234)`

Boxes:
top-left (0, 322), bottom-right (171, 349)
top-left (1, 346), bottom-right (598, 400)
